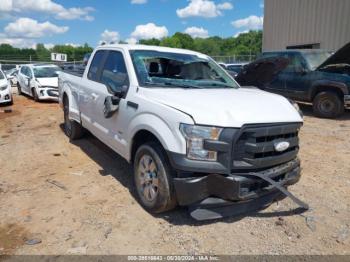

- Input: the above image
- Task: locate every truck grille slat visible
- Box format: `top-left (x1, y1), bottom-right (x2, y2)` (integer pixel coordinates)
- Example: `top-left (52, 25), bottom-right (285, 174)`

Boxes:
top-left (232, 123), bottom-right (301, 171)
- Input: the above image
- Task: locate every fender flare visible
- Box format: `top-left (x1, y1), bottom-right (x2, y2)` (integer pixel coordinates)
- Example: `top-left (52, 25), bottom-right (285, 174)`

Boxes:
top-left (126, 113), bottom-right (186, 161)
top-left (309, 80), bottom-right (348, 100)
top-left (60, 82), bottom-right (81, 124)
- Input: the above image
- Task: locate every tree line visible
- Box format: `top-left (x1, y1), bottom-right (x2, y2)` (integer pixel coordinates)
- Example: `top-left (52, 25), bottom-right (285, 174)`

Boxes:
top-left (0, 30), bottom-right (262, 62)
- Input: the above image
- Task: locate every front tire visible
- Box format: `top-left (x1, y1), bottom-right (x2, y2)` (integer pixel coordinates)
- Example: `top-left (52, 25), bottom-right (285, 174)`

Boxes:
top-left (63, 97), bottom-right (84, 140)
top-left (32, 88), bottom-right (39, 102)
top-left (133, 142), bottom-right (177, 213)
top-left (313, 91), bottom-right (344, 119)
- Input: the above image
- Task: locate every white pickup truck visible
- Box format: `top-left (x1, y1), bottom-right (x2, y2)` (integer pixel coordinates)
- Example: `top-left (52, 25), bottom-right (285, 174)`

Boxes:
top-left (59, 44), bottom-right (307, 220)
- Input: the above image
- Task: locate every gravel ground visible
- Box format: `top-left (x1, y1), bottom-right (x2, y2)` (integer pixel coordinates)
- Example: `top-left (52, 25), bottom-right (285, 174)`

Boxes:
top-left (0, 92), bottom-right (349, 255)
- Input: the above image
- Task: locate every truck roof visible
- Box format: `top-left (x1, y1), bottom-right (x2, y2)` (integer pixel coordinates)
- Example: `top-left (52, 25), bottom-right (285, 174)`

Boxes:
top-left (96, 44), bottom-right (206, 57)
top-left (263, 49), bottom-right (329, 54)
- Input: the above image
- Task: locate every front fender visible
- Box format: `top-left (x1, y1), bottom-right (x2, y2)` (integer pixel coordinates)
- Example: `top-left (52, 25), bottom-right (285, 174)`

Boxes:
top-left (309, 80), bottom-right (348, 99)
top-left (126, 113), bottom-right (187, 161)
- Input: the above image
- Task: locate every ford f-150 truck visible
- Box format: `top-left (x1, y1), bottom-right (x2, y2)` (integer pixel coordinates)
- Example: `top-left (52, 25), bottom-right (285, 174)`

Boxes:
top-left (59, 45), bottom-right (307, 220)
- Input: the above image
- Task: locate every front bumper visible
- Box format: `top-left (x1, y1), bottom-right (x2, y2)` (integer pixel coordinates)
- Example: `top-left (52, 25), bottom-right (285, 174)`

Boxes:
top-left (38, 88), bottom-right (59, 102)
top-left (174, 158), bottom-right (300, 206)
top-left (0, 92), bottom-right (12, 104)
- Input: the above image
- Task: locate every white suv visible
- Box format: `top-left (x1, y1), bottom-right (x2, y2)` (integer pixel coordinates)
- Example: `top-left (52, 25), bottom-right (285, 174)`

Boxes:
top-left (17, 64), bottom-right (62, 102)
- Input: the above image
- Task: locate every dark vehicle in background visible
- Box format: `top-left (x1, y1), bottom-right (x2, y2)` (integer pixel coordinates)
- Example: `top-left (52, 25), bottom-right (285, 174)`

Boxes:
top-left (226, 63), bottom-right (248, 74)
top-left (255, 43), bottom-right (350, 118)
top-left (219, 62), bottom-right (248, 78)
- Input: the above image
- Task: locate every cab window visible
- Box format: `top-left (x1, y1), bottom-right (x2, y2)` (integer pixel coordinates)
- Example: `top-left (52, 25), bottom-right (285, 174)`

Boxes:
top-left (100, 51), bottom-right (129, 93)
top-left (88, 50), bottom-right (106, 81)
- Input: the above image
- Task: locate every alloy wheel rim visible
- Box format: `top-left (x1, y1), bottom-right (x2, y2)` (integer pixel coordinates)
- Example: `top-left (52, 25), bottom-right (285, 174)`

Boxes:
top-left (137, 154), bottom-right (159, 202)
top-left (320, 99), bottom-right (334, 113)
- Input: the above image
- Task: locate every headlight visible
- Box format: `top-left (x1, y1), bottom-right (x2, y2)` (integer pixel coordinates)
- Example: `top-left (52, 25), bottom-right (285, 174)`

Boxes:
top-left (180, 124), bottom-right (223, 161)
top-left (0, 85), bottom-right (7, 91)
top-left (289, 99), bottom-right (303, 118)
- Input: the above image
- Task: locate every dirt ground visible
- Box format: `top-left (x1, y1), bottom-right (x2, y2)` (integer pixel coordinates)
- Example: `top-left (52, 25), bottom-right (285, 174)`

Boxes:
top-left (0, 90), bottom-right (350, 255)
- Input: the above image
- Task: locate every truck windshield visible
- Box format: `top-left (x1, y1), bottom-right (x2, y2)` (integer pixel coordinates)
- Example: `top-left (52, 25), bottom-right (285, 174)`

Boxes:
top-left (33, 66), bottom-right (62, 78)
top-left (130, 50), bottom-right (239, 89)
top-left (0, 71), bottom-right (5, 80)
top-left (303, 52), bottom-right (331, 70)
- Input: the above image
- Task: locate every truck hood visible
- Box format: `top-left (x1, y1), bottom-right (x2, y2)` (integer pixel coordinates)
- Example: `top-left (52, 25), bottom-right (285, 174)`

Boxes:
top-left (142, 88), bottom-right (302, 127)
top-left (235, 57), bottom-right (289, 87)
top-left (36, 77), bottom-right (58, 88)
top-left (317, 42), bottom-right (350, 70)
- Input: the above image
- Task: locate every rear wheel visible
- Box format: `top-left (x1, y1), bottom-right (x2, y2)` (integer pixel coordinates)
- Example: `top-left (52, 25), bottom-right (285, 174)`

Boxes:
top-left (133, 142), bottom-right (177, 213)
top-left (63, 97), bottom-right (84, 140)
top-left (313, 91), bottom-right (344, 119)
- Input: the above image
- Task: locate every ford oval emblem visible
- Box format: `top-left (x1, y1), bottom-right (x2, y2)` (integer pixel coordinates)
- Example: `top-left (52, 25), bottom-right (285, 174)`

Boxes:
top-left (274, 141), bottom-right (290, 152)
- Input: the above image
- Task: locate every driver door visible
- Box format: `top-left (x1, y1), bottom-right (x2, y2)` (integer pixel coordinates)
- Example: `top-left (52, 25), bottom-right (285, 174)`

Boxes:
top-left (83, 50), bottom-right (130, 155)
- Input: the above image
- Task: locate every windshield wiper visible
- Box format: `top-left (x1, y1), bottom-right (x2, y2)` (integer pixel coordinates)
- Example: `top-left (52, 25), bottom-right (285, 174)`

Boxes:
top-left (144, 81), bottom-right (203, 89)
top-left (197, 82), bottom-right (234, 88)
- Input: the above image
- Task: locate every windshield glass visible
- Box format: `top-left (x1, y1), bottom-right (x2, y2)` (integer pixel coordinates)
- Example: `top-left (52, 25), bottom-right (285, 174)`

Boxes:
top-left (0, 71), bottom-right (5, 80)
top-left (33, 66), bottom-right (62, 78)
top-left (303, 52), bottom-right (332, 70)
top-left (129, 50), bottom-right (239, 89)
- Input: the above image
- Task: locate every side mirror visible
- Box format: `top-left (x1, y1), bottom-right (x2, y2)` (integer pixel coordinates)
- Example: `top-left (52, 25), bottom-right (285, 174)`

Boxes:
top-left (103, 95), bottom-right (120, 118)
top-left (105, 83), bottom-right (128, 98)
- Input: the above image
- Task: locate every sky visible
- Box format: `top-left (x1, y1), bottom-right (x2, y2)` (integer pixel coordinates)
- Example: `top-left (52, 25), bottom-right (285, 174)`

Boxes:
top-left (0, 0), bottom-right (264, 49)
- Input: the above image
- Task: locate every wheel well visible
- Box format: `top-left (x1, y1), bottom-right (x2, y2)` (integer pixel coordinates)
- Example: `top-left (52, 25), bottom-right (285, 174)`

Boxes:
top-left (312, 86), bottom-right (344, 101)
top-left (131, 130), bottom-right (164, 163)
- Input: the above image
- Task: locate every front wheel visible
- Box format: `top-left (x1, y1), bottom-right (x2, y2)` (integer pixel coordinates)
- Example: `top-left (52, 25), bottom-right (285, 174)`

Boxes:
top-left (313, 91), bottom-right (344, 118)
top-left (133, 142), bottom-right (177, 213)
top-left (32, 88), bottom-right (39, 102)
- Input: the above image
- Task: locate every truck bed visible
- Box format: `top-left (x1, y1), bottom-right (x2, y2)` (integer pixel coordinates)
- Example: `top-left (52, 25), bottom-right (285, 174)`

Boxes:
top-left (61, 65), bottom-right (85, 77)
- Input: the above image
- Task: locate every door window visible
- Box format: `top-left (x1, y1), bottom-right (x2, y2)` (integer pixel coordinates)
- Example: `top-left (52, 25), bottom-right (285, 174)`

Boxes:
top-left (27, 68), bottom-right (33, 78)
top-left (285, 54), bottom-right (303, 73)
top-left (100, 51), bottom-right (129, 93)
top-left (88, 50), bottom-right (106, 81)
top-left (20, 66), bottom-right (28, 76)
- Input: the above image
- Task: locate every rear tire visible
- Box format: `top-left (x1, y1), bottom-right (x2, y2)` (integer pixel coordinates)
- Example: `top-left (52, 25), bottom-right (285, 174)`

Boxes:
top-left (63, 96), bottom-right (84, 140)
top-left (133, 142), bottom-right (177, 213)
top-left (17, 83), bottom-right (22, 95)
top-left (313, 91), bottom-right (344, 119)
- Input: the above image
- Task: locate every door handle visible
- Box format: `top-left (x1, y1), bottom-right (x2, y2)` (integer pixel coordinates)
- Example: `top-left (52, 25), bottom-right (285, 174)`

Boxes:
top-left (91, 93), bottom-right (99, 100)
